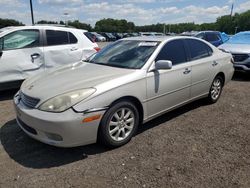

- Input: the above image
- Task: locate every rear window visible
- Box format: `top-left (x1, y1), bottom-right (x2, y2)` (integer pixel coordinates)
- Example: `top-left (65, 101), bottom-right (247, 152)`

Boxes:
top-left (206, 33), bottom-right (220, 42)
top-left (186, 39), bottom-right (213, 60)
top-left (46, 30), bottom-right (78, 46)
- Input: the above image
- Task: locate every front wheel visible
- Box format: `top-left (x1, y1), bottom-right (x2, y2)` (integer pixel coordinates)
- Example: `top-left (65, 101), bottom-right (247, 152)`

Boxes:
top-left (98, 101), bottom-right (139, 148)
top-left (207, 76), bottom-right (223, 103)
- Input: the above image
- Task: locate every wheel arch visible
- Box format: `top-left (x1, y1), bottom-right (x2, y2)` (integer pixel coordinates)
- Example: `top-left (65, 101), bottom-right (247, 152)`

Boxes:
top-left (108, 96), bottom-right (144, 125)
top-left (216, 72), bottom-right (225, 86)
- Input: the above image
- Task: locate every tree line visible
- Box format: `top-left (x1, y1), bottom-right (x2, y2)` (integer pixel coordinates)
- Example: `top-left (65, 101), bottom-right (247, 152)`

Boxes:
top-left (0, 10), bottom-right (250, 34)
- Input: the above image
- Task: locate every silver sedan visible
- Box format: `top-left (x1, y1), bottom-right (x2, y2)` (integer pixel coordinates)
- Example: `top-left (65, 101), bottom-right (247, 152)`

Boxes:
top-left (14, 36), bottom-right (234, 147)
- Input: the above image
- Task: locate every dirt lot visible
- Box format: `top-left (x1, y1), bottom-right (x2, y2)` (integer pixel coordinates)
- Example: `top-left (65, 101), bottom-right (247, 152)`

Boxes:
top-left (0, 72), bottom-right (250, 188)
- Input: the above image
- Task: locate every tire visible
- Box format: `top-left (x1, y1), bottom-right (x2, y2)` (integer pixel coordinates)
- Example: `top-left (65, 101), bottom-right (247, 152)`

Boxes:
top-left (207, 75), bottom-right (224, 104)
top-left (98, 101), bottom-right (139, 148)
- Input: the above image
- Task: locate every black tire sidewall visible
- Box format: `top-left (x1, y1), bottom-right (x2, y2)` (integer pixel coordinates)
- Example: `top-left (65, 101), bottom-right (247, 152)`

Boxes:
top-left (98, 101), bottom-right (139, 147)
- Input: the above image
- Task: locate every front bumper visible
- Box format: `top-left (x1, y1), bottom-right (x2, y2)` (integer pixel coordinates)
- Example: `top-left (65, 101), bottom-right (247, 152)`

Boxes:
top-left (233, 63), bottom-right (250, 72)
top-left (14, 93), bottom-right (106, 147)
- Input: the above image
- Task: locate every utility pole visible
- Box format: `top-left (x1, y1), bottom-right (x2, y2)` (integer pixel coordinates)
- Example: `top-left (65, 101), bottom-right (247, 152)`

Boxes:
top-left (30, 0), bottom-right (34, 25)
top-left (230, 3), bottom-right (234, 18)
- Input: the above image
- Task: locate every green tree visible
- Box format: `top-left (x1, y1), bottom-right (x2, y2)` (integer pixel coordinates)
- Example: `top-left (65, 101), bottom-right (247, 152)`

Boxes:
top-left (68, 20), bottom-right (92, 31)
top-left (95, 18), bottom-right (135, 32)
top-left (0, 18), bottom-right (24, 28)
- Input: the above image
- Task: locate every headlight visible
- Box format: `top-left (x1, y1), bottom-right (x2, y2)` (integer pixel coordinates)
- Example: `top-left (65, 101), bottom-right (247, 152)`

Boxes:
top-left (39, 88), bottom-right (96, 112)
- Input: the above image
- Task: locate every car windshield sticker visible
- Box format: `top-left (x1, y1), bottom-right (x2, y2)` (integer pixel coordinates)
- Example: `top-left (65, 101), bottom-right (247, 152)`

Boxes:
top-left (138, 42), bottom-right (158, 47)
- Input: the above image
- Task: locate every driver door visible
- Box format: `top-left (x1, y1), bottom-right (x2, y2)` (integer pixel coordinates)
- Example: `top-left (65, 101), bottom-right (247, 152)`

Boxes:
top-left (146, 39), bottom-right (191, 119)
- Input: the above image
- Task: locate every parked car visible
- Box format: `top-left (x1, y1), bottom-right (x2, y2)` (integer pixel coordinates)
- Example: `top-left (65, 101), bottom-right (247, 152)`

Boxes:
top-left (195, 31), bottom-right (229, 47)
top-left (14, 36), bottom-right (234, 148)
top-left (112, 33), bottom-right (123, 40)
top-left (139, 32), bottom-right (164, 37)
top-left (219, 31), bottom-right (250, 72)
top-left (90, 32), bottom-right (106, 42)
top-left (99, 33), bottom-right (116, 41)
top-left (0, 25), bottom-right (99, 90)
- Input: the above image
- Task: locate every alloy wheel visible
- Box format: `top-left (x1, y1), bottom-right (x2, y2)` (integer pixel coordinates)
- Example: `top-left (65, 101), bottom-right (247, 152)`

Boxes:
top-left (108, 108), bottom-right (135, 142)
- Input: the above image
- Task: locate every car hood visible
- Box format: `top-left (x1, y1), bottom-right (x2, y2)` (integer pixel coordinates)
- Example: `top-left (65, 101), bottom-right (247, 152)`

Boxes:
top-left (219, 43), bottom-right (250, 54)
top-left (21, 62), bottom-right (136, 101)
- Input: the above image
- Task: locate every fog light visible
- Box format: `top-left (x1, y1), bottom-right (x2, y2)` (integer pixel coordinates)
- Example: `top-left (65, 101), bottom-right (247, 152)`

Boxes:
top-left (45, 132), bottom-right (63, 141)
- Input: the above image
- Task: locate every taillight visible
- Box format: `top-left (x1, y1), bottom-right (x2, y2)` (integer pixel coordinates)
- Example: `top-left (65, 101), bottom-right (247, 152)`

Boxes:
top-left (94, 47), bottom-right (101, 52)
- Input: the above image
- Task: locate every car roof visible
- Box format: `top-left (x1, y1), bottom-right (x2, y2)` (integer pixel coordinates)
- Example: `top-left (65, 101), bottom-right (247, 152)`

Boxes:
top-left (121, 36), bottom-right (197, 42)
top-left (1, 25), bottom-right (87, 32)
top-left (237, 31), bottom-right (250, 34)
top-left (197, 31), bottom-right (220, 34)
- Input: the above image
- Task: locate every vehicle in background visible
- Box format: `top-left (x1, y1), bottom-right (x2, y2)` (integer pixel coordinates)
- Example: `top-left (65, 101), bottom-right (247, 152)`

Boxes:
top-left (0, 25), bottom-right (99, 91)
top-left (139, 32), bottom-right (154, 36)
top-left (195, 31), bottom-right (229, 47)
top-left (180, 31), bottom-right (199, 36)
top-left (112, 33), bottom-right (123, 40)
top-left (123, 33), bottom-right (139, 38)
top-left (14, 36), bottom-right (234, 148)
top-left (90, 32), bottom-right (106, 42)
top-left (139, 32), bottom-right (165, 37)
top-left (219, 31), bottom-right (250, 72)
top-left (99, 32), bottom-right (116, 41)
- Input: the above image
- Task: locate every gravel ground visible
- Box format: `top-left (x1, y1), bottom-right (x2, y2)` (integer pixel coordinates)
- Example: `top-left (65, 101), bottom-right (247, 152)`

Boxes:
top-left (0, 70), bottom-right (250, 187)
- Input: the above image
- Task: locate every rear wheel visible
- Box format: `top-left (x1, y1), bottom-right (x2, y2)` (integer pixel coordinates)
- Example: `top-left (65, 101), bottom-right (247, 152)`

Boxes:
top-left (207, 75), bottom-right (223, 103)
top-left (98, 101), bottom-right (139, 148)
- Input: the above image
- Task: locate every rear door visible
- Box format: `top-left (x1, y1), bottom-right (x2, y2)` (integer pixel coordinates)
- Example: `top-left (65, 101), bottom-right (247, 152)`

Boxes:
top-left (184, 39), bottom-right (218, 98)
top-left (146, 39), bottom-right (191, 118)
top-left (43, 29), bottom-right (82, 69)
top-left (0, 29), bottom-right (44, 84)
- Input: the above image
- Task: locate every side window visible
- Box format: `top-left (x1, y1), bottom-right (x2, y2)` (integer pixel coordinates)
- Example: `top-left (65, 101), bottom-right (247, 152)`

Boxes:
top-left (46, 30), bottom-right (78, 46)
top-left (84, 32), bottom-right (95, 42)
top-left (2, 30), bottom-right (40, 50)
top-left (155, 40), bottom-right (187, 65)
top-left (196, 33), bottom-right (205, 39)
top-left (187, 39), bottom-right (213, 60)
top-left (46, 30), bottom-right (68, 46)
top-left (205, 33), bottom-right (220, 42)
top-left (69, 32), bottom-right (78, 44)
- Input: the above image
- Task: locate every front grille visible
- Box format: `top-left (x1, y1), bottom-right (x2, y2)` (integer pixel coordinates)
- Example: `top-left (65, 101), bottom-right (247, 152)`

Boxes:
top-left (232, 54), bottom-right (249, 62)
top-left (17, 118), bottom-right (37, 135)
top-left (20, 92), bottom-right (40, 108)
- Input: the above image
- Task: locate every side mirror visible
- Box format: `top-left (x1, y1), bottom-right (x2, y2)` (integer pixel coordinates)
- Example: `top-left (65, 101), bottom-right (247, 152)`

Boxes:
top-left (155, 60), bottom-right (172, 70)
top-left (0, 50), bottom-right (2, 58)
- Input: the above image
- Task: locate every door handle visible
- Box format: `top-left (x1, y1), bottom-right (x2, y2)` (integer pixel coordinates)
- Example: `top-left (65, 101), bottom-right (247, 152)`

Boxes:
top-left (70, 47), bottom-right (78, 51)
top-left (212, 61), bottom-right (218, 66)
top-left (183, 68), bottom-right (191, 74)
top-left (31, 53), bottom-right (40, 62)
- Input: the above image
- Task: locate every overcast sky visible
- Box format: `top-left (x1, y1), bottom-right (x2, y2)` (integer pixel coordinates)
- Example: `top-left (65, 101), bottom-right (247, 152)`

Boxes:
top-left (0, 0), bottom-right (250, 26)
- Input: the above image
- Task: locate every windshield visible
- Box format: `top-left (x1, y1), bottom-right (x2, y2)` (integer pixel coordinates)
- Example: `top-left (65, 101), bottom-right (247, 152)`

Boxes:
top-left (88, 40), bottom-right (159, 69)
top-left (226, 32), bottom-right (250, 44)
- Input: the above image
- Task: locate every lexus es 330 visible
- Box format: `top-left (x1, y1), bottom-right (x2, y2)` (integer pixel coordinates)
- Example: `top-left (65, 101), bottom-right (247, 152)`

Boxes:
top-left (14, 36), bottom-right (234, 147)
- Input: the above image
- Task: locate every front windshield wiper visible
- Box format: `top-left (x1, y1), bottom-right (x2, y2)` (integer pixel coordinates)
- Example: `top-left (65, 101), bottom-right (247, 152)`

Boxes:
top-left (89, 62), bottom-right (135, 69)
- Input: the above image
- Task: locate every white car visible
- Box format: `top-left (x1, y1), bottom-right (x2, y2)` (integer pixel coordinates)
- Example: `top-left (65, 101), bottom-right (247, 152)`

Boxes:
top-left (0, 25), bottom-right (100, 90)
top-left (14, 36), bottom-right (234, 148)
